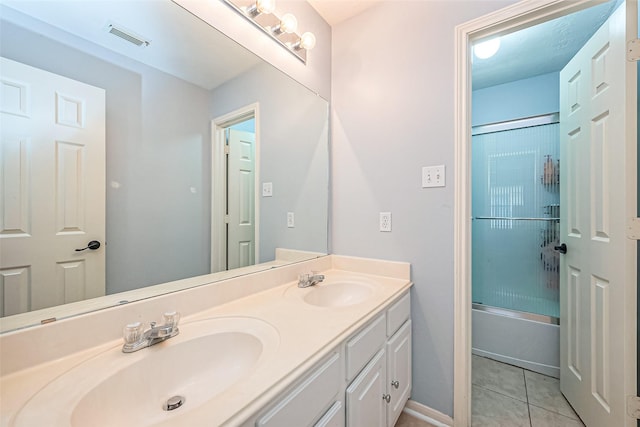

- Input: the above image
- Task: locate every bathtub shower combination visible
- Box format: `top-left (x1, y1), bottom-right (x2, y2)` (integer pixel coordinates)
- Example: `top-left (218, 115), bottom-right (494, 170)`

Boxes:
top-left (472, 114), bottom-right (561, 378)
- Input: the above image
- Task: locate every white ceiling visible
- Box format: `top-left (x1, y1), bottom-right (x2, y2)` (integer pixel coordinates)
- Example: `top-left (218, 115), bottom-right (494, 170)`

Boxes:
top-left (306, 0), bottom-right (380, 26)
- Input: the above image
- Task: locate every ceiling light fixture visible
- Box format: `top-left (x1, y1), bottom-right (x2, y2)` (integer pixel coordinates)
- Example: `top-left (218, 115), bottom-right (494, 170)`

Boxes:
top-left (224, 0), bottom-right (316, 64)
top-left (474, 37), bottom-right (501, 59)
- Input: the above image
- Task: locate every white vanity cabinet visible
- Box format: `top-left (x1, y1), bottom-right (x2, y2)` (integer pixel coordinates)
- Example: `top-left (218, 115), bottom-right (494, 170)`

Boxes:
top-left (251, 291), bottom-right (411, 427)
top-left (256, 351), bottom-right (343, 427)
top-left (346, 292), bottom-right (412, 427)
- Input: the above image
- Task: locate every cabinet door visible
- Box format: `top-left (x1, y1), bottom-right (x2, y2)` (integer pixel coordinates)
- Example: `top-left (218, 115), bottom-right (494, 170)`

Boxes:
top-left (386, 320), bottom-right (411, 427)
top-left (346, 348), bottom-right (386, 427)
top-left (257, 352), bottom-right (341, 427)
top-left (314, 401), bottom-right (344, 427)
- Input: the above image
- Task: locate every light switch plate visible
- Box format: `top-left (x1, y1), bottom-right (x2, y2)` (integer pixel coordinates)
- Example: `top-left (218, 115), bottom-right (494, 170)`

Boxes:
top-left (262, 182), bottom-right (273, 197)
top-left (287, 212), bottom-right (295, 228)
top-left (422, 165), bottom-right (445, 188)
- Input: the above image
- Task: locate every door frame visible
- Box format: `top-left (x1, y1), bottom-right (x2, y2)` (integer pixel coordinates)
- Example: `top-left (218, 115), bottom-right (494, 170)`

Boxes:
top-left (453, 1), bottom-right (637, 425)
top-left (211, 103), bottom-right (260, 273)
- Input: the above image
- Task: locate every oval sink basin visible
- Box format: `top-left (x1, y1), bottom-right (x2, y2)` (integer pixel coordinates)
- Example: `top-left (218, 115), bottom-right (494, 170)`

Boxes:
top-left (286, 275), bottom-right (382, 308)
top-left (13, 317), bottom-right (279, 427)
top-left (303, 280), bottom-right (375, 307)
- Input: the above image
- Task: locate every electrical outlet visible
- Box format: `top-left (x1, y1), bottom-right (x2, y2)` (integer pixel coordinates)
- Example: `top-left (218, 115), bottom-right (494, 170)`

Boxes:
top-left (262, 182), bottom-right (273, 197)
top-left (287, 212), bottom-right (295, 228)
top-left (422, 165), bottom-right (446, 188)
top-left (380, 212), bottom-right (392, 232)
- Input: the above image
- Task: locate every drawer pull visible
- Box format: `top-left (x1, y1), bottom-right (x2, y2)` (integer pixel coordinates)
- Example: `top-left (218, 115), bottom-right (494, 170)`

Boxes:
top-left (383, 394), bottom-right (391, 403)
top-left (391, 380), bottom-right (399, 389)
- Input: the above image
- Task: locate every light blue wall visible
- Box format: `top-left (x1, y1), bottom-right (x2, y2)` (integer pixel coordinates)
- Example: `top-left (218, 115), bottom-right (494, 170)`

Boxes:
top-left (212, 63), bottom-right (329, 260)
top-left (472, 72), bottom-right (559, 126)
top-left (331, 0), bottom-right (521, 416)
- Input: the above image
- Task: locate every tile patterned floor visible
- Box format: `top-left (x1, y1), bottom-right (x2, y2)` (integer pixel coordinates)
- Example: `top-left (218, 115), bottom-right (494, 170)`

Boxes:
top-left (472, 355), bottom-right (585, 427)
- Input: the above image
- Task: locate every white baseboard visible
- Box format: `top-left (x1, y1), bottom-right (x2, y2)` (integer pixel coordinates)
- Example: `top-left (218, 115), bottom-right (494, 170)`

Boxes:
top-left (404, 400), bottom-right (453, 427)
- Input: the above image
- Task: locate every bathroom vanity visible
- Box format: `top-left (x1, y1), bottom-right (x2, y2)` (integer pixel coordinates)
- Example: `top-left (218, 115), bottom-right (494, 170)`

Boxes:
top-left (0, 255), bottom-right (412, 427)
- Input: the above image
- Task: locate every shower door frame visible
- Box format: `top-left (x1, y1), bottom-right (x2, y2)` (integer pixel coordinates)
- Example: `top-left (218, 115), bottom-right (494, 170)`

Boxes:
top-left (453, 1), bottom-right (638, 426)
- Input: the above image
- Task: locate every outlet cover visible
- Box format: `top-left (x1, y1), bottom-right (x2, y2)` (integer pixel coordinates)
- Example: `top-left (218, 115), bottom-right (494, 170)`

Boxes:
top-left (262, 182), bottom-right (273, 197)
top-left (287, 212), bottom-right (295, 228)
top-left (422, 165), bottom-right (446, 188)
top-left (380, 212), bottom-right (392, 232)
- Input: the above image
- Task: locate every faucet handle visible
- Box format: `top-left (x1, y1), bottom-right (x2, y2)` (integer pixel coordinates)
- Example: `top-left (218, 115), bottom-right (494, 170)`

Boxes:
top-left (123, 322), bottom-right (144, 345)
top-left (163, 311), bottom-right (180, 328)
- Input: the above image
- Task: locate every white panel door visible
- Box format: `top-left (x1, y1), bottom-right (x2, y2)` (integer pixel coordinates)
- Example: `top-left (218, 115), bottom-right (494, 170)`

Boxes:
top-left (227, 129), bottom-right (255, 270)
top-left (0, 57), bottom-right (105, 316)
top-left (558, 3), bottom-right (636, 426)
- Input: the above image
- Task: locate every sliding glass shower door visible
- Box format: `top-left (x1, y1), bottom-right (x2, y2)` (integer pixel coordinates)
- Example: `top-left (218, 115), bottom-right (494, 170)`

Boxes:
top-left (472, 120), bottom-right (560, 318)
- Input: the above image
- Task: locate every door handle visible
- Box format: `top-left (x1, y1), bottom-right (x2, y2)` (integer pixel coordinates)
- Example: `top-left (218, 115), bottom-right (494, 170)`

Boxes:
top-left (75, 240), bottom-right (101, 251)
top-left (391, 380), bottom-right (400, 389)
top-left (554, 243), bottom-right (567, 254)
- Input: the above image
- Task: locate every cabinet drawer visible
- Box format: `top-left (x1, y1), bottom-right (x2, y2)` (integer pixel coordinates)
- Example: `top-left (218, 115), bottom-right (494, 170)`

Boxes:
top-left (257, 352), bottom-right (341, 427)
top-left (314, 401), bottom-right (344, 427)
top-left (346, 314), bottom-right (386, 381)
top-left (386, 292), bottom-right (410, 337)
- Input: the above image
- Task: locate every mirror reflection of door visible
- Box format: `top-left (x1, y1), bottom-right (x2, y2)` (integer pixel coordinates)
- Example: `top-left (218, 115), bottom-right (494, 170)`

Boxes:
top-left (226, 120), bottom-right (256, 270)
top-left (0, 57), bottom-right (106, 316)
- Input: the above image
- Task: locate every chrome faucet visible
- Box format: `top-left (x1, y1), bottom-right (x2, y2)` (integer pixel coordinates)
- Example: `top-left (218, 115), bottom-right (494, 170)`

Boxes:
top-left (122, 311), bottom-right (180, 353)
top-left (298, 271), bottom-right (325, 288)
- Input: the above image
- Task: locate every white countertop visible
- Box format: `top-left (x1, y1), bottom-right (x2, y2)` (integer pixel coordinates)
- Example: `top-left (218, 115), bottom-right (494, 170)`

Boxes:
top-left (0, 256), bottom-right (411, 427)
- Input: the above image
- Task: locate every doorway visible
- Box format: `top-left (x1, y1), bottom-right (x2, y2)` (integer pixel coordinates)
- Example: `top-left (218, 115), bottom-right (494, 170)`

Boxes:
top-left (211, 103), bottom-right (260, 273)
top-left (454, 1), bottom-right (637, 426)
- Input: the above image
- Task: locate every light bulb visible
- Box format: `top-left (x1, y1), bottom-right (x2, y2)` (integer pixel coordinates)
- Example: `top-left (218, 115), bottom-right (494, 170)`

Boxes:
top-left (473, 37), bottom-right (500, 59)
top-left (278, 13), bottom-right (298, 34)
top-left (298, 32), bottom-right (316, 50)
top-left (254, 0), bottom-right (275, 15)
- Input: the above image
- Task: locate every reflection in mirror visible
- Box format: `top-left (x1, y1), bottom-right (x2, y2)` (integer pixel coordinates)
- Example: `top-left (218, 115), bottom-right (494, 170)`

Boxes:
top-left (0, 0), bottom-right (328, 332)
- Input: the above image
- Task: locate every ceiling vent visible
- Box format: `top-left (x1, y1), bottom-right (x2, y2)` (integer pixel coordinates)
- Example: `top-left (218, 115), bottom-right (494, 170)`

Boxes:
top-left (105, 22), bottom-right (150, 47)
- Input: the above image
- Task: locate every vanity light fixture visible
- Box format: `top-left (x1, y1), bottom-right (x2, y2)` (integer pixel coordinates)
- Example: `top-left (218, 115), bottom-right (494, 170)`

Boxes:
top-left (223, 0), bottom-right (316, 64)
top-left (273, 13), bottom-right (298, 35)
top-left (294, 32), bottom-right (316, 51)
top-left (247, 0), bottom-right (275, 16)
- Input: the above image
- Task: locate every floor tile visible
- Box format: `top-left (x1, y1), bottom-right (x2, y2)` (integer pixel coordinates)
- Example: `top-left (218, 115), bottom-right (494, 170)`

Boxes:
top-left (529, 405), bottom-right (585, 427)
top-left (394, 411), bottom-right (438, 427)
top-left (524, 370), bottom-right (579, 420)
top-left (472, 355), bottom-right (527, 402)
top-left (472, 385), bottom-right (530, 427)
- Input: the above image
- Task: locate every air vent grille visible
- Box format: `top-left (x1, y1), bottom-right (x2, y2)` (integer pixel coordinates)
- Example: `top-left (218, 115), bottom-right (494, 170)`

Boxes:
top-left (106, 23), bottom-right (150, 47)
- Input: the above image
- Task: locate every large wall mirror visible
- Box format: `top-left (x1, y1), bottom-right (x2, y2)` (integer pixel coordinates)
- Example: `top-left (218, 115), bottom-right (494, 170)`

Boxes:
top-left (0, 0), bottom-right (328, 332)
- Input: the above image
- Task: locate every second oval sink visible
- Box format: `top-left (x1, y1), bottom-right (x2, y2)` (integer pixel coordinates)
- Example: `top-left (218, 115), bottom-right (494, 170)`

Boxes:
top-left (12, 317), bottom-right (280, 427)
top-left (286, 275), bottom-right (382, 308)
top-left (303, 280), bottom-right (375, 307)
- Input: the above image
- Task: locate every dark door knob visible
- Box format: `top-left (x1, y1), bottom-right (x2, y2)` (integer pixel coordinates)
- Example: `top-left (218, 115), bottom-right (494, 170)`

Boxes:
top-left (75, 240), bottom-right (101, 251)
top-left (554, 243), bottom-right (567, 254)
